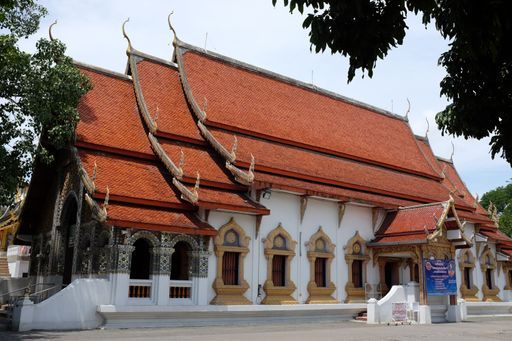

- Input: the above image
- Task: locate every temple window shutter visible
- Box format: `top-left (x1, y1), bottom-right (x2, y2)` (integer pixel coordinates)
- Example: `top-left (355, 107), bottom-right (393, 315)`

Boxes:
top-left (464, 267), bottom-right (472, 288)
top-left (315, 257), bottom-right (327, 287)
top-left (486, 268), bottom-right (493, 289)
top-left (222, 251), bottom-right (240, 285)
top-left (272, 255), bottom-right (286, 287)
top-left (352, 259), bottom-right (363, 288)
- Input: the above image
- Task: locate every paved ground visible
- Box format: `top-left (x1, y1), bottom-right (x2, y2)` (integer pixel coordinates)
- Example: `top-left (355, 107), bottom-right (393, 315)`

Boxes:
top-left (1, 317), bottom-right (512, 340)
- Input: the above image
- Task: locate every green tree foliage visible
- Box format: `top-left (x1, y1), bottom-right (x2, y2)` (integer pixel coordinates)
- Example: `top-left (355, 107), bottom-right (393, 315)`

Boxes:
top-left (0, 0), bottom-right (91, 205)
top-left (480, 182), bottom-right (512, 237)
top-left (273, 0), bottom-right (512, 164)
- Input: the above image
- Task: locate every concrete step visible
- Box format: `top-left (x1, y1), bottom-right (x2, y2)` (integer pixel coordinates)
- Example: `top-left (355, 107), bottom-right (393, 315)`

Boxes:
top-left (355, 311), bottom-right (367, 321)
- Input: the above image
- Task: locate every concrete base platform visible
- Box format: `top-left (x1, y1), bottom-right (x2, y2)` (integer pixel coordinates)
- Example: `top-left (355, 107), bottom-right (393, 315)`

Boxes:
top-left (466, 302), bottom-right (512, 317)
top-left (97, 304), bottom-right (367, 329)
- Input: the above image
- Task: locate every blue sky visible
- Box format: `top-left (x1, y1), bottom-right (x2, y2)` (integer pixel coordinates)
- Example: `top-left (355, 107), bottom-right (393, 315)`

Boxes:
top-left (20, 0), bottom-right (511, 197)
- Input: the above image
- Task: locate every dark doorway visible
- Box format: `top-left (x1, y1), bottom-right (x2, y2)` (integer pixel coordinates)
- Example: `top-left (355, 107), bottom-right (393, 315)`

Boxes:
top-left (171, 241), bottom-right (191, 280)
top-left (62, 197), bottom-right (78, 286)
top-left (384, 261), bottom-right (400, 290)
top-left (352, 260), bottom-right (363, 288)
top-left (130, 239), bottom-right (151, 279)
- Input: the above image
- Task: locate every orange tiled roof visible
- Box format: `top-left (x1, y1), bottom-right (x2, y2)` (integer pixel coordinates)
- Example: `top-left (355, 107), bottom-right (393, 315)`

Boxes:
top-left (480, 228), bottom-right (512, 243)
top-left (210, 129), bottom-right (468, 206)
top-left (106, 203), bottom-right (216, 235)
top-left (254, 171), bottom-right (418, 208)
top-left (377, 203), bottom-right (445, 235)
top-left (370, 233), bottom-right (429, 245)
top-left (76, 67), bottom-right (153, 157)
top-left (79, 149), bottom-right (184, 208)
top-left (180, 48), bottom-right (441, 179)
top-left (135, 59), bottom-right (203, 142)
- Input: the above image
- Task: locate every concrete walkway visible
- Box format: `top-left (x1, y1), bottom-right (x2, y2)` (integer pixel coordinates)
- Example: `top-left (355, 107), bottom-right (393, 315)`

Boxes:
top-left (1, 317), bottom-right (511, 340)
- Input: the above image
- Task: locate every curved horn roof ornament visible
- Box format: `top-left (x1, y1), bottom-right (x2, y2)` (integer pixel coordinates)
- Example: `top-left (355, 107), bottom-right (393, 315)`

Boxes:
top-left (49, 20), bottom-right (57, 41)
top-left (122, 18), bottom-right (132, 52)
top-left (168, 11), bottom-right (178, 44)
top-left (450, 141), bottom-right (455, 161)
top-left (425, 117), bottom-right (430, 138)
top-left (405, 98), bottom-right (411, 120)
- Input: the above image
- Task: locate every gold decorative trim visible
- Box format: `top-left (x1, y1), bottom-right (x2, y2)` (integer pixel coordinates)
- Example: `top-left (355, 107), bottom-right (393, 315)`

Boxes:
top-left (211, 218), bottom-right (251, 305)
top-left (172, 173), bottom-right (200, 205)
top-left (344, 231), bottom-right (370, 303)
top-left (480, 246), bottom-right (501, 301)
top-left (305, 227), bottom-right (338, 304)
top-left (458, 248), bottom-right (479, 301)
top-left (262, 224), bottom-right (298, 304)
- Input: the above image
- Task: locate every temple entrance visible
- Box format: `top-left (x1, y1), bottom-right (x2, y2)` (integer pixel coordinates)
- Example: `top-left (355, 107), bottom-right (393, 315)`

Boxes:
top-left (61, 197), bottom-right (78, 286)
top-left (384, 261), bottom-right (400, 290)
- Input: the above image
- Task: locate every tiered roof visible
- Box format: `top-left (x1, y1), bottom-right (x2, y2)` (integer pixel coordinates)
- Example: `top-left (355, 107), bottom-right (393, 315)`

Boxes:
top-left (31, 20), bottom-right (510, 243)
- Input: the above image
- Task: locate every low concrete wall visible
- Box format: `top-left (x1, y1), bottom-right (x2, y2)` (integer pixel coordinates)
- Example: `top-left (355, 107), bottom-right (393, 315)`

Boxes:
top-left (97, 303), bottom-right (367, 329)
top-left (0, 277), bottom-right (30, 305)
top-left (466, 302), bottom-right (512, 316)
top-left (12, 278), bottom-right (111, 331)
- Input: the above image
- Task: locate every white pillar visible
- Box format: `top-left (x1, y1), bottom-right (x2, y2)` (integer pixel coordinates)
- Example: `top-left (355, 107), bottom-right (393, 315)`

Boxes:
top-left (366, 298), bottom-right (379, 324)
top-left (111, 273), bottom-right (129, 306)
top-left (12, 297), bottom-right (34, 331)
top-left (418, 305), bottom-right (432, 324)
top-left (155, 274), bottom-right (169, 305)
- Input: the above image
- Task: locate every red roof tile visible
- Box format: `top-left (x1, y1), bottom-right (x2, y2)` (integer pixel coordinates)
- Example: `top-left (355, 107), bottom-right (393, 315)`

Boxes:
top-left (136, 59), bottom-right (203, 142)
top-left (480, 229), bottom-right (512, 243)
top-left (378, 204), bottom-right (445, 235)
top-left (79, 149), bottom-right (184, 208)
top-left (371, 233), bottom-right (428, 245)
top-left (254, 171), bottom-right (417, 208)
top-left (194, 186), bottom-right (269, 214)
top-left (158, 139), bottom-right (235, 186)
top-left (210, 129), bottom-right (466, 205)
top-left (181, 49), bottom-right (440, 178)
top-left (76, 68), bottom-right (153, 156)
top-left (106, 203), bottom-right (216, 235)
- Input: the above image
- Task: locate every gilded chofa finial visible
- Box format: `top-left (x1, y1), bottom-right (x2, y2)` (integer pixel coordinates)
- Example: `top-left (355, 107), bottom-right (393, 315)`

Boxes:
top-left (168, 11), bottom-right (178, 43)
top-left (450, 141), bottom-right (455, 161)
top-left (49, 20), bottom-right (57, 41)
top-left (122, 18), bottom-right (132, 52)
top-left (405, 98), bottom-right (411, 119)
top-left (425, 117), bottom-right (430, 138)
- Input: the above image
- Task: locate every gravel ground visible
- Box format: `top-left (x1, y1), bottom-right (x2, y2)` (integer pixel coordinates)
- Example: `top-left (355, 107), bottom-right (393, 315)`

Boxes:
top-left (1, 317), bottom-right (511, 341)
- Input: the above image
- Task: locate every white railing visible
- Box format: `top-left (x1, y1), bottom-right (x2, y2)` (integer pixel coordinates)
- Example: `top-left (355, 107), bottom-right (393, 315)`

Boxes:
top-left (169, 280), bottom-right (192, 299)
top-left (128, 279), bottom-right (152, 299)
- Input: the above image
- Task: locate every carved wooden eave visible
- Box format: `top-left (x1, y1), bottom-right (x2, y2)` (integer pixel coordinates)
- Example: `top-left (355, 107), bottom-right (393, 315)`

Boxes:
top-left (148, 133), bottom-right (184, 179)
top-left (84, 193), bottom-right (107, 222)
top-left (197, 120), bottom-right (235, 163)
top-left (426, 196), bottom-right (472, 248)
top-left (300, 195), bottom-right (309, 224)
top-left (172, 173), bottom-right (200, 205)
top-left (128, 52), bottom-right (158, 133)
top-left (75, 150), bottom-right (95, 194)
top-left (173, 34), bottom-right (256, 187)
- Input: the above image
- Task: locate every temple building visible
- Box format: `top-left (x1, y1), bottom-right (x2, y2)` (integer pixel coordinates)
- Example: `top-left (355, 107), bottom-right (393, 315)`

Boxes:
top-left (9, 19), bottom-right (512, 330)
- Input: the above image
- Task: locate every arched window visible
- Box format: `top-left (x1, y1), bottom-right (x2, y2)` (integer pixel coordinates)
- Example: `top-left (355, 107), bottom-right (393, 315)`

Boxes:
top-left (262, 224), bottom-right (297, 304)
top-left (480, 246), bottom-right (500, 301)
top-left (305, 227), bottom-right (337, 304)
top-left (171, 241), bottom-right (191, 281)
top-left (211, 218), bottom-right (251, 305)
top-left (130, 238), bottom-right (151, 280)
top-left (344, 231), bottom-right (370, 303)
top-left (458, 249), bottom-right (478, 300)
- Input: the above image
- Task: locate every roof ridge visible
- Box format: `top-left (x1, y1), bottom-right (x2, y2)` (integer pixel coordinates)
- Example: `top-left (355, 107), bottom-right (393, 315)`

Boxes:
top-left (74, 60), bottom-right (131, 81)
top-left (176, 39), bottom-right (408, 123)
top-left (398, 201), bottom-right (445, 210)
top-left (130, 48), bottom-right (178, 69)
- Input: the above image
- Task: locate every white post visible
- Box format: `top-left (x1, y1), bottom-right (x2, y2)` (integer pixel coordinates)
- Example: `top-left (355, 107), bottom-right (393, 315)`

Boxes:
top-left (366, 298), bottom-right (379, 324)
top-left (12, 296), bottom-right (34, 332)
top-left (155, 274), bottom-right (169, 305)
top-left (418, 305), bottom-right (432, 324)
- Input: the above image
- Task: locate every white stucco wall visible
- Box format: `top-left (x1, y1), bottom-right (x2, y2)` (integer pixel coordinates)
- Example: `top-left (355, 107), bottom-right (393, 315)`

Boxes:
top-left (14, 278), bottom-right (111, 331)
